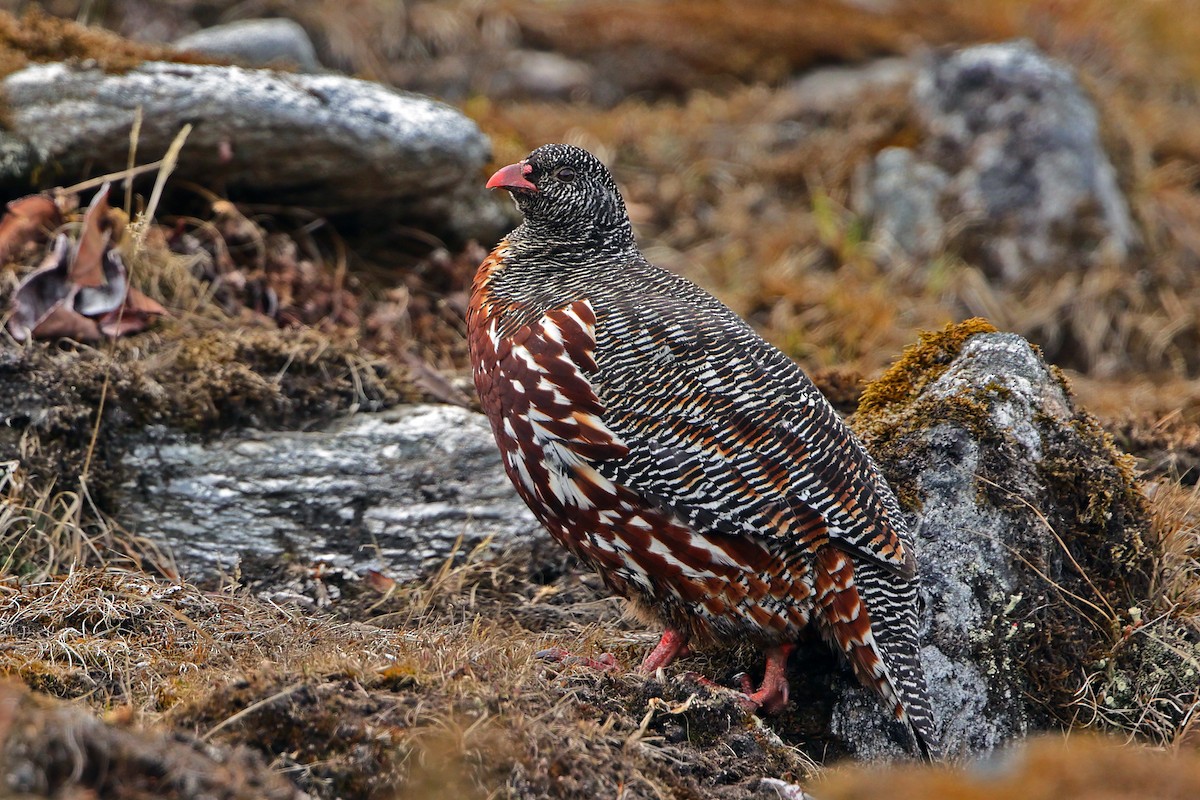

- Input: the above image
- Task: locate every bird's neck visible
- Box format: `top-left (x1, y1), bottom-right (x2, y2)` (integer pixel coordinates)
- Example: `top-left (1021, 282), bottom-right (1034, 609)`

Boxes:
top-left (507, 215), bottom-right (635, 261)
top-left (472, 223), bottom-right (637, 334)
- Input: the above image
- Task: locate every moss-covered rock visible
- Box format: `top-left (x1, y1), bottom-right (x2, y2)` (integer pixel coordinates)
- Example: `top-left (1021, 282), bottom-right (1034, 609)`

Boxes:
top-left (833, 320), bottom-right (1154, 757)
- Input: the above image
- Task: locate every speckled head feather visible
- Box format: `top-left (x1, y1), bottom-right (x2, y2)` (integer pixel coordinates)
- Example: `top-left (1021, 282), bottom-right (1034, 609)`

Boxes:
top-left (488, 144), bottom-right (634, 249)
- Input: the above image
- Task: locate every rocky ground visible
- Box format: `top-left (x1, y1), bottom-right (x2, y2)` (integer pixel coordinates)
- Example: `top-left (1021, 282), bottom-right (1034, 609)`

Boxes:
top-left (2, 1), bottom-right (1200, 798)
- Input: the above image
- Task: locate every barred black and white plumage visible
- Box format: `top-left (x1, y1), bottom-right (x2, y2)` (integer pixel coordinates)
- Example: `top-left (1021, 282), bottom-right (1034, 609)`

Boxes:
top-left (467, 143), bottom-right (939, 759)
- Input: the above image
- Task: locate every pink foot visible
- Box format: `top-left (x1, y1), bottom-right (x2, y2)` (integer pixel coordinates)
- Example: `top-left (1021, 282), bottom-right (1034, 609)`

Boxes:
top-left (638, 628), bottom-right (691, 673)
top-left (681, 644), bottom-right (794, 715)
top-left (536, 647), bottom-right (619, 672)
top-left (735, 644), bottom-right (794, 714)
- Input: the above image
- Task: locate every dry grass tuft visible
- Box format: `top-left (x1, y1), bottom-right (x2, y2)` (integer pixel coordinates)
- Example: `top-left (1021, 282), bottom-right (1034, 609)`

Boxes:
top-left (1148, 481), bottom-right (1200, 625)
top-left (0, 546), bottom-right (819, 799)
top-left (0, 679), bottom-right (302, 800)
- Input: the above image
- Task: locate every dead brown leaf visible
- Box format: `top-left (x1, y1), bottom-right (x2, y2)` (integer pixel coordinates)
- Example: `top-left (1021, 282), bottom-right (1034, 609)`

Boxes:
top-left (0, 193), bottom-right (60, 265)
top-left (97, 287), bottom-right (168, 338)
top-left (7, 235), bottom-right (75, 341)
top-left (7, 186), bottom-right (167, 343)
top-left (31, 300), bottom-right (102, 341)
top-left (70, 184), bottom-right (113, 288)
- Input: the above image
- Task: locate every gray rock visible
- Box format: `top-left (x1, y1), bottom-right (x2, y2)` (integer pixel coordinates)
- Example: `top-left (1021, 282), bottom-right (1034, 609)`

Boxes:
top-left (116, 405), bottom-right (538, 582)
top-left (174, 18), bottom-right (322, 72)
top-left (829, 329), bottom-right (1150, 759)
top-left (1, 62), bottom-right (498, 239)
top-left (860, 147), bottom-right (950, 258)
top-left (0, 132), bottom-right (35, 186)
top-left (487, 50), bottom-right (594, 101)
top-left (860, 41), bottom-right (1138, 281)
top-left (780, 57), bottom-right (916, 118)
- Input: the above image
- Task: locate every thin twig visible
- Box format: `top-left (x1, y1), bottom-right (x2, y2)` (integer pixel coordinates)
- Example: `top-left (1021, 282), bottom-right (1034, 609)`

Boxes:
top-left (977, 473), bottom-right (1119, 620)
top-left (1002, 541), bottom-right (1114, 635)
top-left (79, 354), bottom-right (111, 487)
top-left (60, 160), bottom-right (167, 196)
top-left (138, 124), bottom-right (193, 248)
top-left (125, 106), bottom-right (142, 218)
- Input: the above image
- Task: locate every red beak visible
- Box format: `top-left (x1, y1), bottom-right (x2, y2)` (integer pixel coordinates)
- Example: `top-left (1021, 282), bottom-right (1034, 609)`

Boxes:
top-left (487, 161), bottom-right (537, 192)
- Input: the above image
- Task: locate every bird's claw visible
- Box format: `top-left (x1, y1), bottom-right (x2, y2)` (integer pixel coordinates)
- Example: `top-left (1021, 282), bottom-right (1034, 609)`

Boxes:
top-left (679, 670), bottom-right (754, 712)
top-left (680, 669), bottom-right (788, 714)
top-left (536, 646), bottom-right (619, 671)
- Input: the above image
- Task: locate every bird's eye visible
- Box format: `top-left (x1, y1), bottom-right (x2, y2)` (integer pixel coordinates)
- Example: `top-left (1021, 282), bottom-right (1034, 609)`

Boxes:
top-left (554, 166), bottom-right (576, 182)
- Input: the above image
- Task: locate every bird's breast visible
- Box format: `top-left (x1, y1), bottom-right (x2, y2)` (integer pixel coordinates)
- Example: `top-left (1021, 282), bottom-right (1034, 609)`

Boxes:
top-left (466, 249), bottom-right (818, 643)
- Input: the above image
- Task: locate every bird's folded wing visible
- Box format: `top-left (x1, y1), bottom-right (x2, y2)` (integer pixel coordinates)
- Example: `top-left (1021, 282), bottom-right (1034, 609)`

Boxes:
top-left (587, 296), bottom-right (917, 580)
top-left (597, 408), bottom-right (915, 579)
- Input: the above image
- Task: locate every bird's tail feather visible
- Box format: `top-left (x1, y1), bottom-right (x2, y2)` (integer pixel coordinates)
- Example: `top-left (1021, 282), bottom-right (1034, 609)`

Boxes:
top-left (814, 547), bottom-right (940, 760)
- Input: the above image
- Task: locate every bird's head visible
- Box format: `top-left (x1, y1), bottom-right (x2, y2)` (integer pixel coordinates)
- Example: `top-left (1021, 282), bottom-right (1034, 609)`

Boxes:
top-left (486, 144), bottom-right (633, 247)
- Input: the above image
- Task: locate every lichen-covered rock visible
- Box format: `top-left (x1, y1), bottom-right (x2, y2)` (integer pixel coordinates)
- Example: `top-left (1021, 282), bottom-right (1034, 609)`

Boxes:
top-left (115, 405), bottom-right (538, 582)
top-left (858, 41), bottom-right (1138, 281)
top-left (861, 147), bottom-right (948, 259)
top-left (1, 62), bottom-right (504, 241)
top-left (818, 320), bottom-right (1153, 759)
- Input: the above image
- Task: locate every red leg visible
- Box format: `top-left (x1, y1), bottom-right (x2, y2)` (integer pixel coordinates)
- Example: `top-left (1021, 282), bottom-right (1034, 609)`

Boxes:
top-left (638, 628), bottom-right (691, 673)
top-left (735, 644), bottom-right (794, 714)
top-left (537, 627), bottom-right (690, 674)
